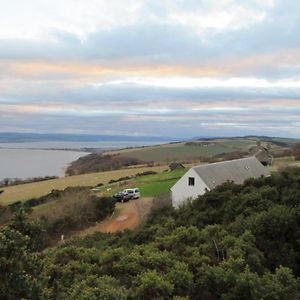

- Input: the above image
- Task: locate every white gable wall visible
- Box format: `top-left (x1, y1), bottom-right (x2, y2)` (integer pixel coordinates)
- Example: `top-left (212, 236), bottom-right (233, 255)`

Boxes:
top-left (170, 168), bottom-right (209, 208)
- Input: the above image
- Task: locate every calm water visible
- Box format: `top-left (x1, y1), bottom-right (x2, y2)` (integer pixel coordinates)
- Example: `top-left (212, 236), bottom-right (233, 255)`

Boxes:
top-left (0, 141), bottom-right (161, 150)
top-left (0, 148), bottom-right (88, 181)
top-left (0, 141), bottom-right (162, 180)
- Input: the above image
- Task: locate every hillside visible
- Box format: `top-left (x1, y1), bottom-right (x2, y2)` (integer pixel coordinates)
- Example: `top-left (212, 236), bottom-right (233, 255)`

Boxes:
top-left (105, 136), bottom-right (300, 163)
top-left (57, 136), bottom-right (300, 176)
top-left (1, 167), bottom-right (300, 299)
top-left (65, 154), bottom-right (145, 176)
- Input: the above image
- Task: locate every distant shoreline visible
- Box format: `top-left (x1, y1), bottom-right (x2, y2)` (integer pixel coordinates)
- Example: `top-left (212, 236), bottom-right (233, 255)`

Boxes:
top-left (0, 146), bottom-right (98, 153)
top-left (0, 140), bottom-right (166, 181)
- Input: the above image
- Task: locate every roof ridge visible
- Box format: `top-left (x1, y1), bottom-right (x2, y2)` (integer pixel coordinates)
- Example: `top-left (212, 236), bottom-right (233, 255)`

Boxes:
top-left (193, 156), bottom-right (256, 169)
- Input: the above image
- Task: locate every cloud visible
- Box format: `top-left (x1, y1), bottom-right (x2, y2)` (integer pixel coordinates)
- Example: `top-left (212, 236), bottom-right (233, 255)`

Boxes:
top-left (0, 0), bottom-right (300, 137)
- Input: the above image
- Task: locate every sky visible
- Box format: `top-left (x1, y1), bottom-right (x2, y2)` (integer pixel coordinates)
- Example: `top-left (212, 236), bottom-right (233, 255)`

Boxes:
top-left (0, 0), bottom-right (300, 138)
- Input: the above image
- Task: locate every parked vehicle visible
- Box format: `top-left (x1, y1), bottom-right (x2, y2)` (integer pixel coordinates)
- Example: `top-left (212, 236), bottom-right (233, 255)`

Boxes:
top-left (113, 188), bottom-right (141, 203)
top-left (123, 188), bottom-right (140, 199)
top-left (113, 192), bottom-right (128, 202)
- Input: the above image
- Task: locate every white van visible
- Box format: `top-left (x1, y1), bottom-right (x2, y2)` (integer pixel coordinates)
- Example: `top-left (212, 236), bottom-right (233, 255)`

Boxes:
top-left (123, 188), bottom-right (140, 199)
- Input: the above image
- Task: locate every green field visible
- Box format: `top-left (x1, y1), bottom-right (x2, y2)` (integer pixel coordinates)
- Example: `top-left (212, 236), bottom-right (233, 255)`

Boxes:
top-left (96, 168), bottom-right (188, 198)
top-left (109, 139), bottom-right (257, 163)
top-left (135, 168), bottom-right (187, 197)
top-left (138, 178), bottom-right (178, 197)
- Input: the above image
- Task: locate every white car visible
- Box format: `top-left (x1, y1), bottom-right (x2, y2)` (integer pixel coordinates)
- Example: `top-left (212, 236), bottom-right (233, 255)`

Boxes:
top-left (123, 188), bottom-right (140, 199)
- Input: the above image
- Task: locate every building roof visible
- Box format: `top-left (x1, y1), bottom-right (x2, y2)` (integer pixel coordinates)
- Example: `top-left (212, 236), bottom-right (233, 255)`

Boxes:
top-left (193, 157), bottom-right (270, 190)
top-left (169, 162), bottom-right (185, 170)
top-left (249, 146), bottom-right (273, 165)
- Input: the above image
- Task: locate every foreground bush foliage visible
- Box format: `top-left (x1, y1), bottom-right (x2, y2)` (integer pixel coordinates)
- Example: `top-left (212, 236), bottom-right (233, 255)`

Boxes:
top-left (2, 167), bottom-right (300, 299)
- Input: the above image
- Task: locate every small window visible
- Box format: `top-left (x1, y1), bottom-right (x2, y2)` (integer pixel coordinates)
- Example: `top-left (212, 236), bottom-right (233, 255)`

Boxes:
top-left (188, 177), bottom-right (195, 186)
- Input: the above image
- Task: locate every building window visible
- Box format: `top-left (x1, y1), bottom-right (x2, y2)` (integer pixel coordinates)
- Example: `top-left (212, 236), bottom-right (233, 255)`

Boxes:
top-left (188, 177), bottom-right (195, 186)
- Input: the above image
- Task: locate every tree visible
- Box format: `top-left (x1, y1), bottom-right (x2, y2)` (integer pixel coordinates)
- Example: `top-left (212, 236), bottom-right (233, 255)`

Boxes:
top-left (133, 270), bottom-right (174, 299)
top-left (68, 275), bottom-right (128, 300)
top-left (0, 227), bottom-right (45, 299)
top-left (9, 208), bottom-right (47, 251)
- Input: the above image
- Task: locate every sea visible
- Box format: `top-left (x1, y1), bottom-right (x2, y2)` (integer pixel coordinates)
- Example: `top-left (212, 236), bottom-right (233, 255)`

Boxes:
top-left (0, 141), bottom-right (161, 181)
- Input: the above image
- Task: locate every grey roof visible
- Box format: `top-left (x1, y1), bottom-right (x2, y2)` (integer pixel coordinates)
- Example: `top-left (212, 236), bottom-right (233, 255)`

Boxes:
top-left (193, 157), bottom-right (270, 189)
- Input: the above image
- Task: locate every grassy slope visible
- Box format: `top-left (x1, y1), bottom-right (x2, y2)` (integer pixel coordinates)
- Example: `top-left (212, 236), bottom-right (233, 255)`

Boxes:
top-left (107, 138), bottom-right (257, 162)
top-left (135, 168), bottom-right (187, 197)
top-left (94, 168), bottom-right (188, 198)
top-left (0, 165), bottom-right (168, 205)
top-left (269, 156), bottom-right (300, 172)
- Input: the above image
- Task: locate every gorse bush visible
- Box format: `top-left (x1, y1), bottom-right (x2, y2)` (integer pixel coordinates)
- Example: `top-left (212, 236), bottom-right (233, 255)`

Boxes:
top-left (2, 167), bottom-right (300, 299)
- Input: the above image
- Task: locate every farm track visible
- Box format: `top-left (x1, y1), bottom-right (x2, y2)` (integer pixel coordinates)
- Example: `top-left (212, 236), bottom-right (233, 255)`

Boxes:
top-left (76, 197), bottom-right (154, 235)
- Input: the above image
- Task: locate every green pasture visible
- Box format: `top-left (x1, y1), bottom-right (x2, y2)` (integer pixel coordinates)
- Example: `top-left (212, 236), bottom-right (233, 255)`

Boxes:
top-left (98, 168), bottom-right (188, 198)
top-left (119, 144), bottom-right (234, 162)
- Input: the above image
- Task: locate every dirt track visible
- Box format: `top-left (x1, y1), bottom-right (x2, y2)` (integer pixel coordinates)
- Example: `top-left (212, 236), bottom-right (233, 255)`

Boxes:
top-left (77, 197), bottom-right (153, 236)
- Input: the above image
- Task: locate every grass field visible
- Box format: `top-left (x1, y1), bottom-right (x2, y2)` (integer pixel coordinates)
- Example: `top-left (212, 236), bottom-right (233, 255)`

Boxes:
top-left (95, 168), bottom-right (188, 198)
top-left (0, 165), bottom-right (168, 205)
top-left (138, 179), bottom-right (178, 197)
top-left (134, 168), bottom-right (186, 197)
top-left (107, 139), bottom-right (258, 162)
top-left (269, 156), bottom-right (300, 172)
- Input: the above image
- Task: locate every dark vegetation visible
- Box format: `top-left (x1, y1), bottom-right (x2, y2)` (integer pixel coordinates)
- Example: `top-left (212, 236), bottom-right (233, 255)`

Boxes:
top-left (1, 168), bottom-right (300, 298)
top-left (136, 170), bottom-right (158, 176)
top-left (0, 187), bottom-right (116, 247)
top-left (185, 141), bottom-right (216, 146)
top-left (292, 143), bottom-right (300, 160)
top-left (66, 153), bottom-right (144, 175)
top-left (109, 176), bottom-right (133, 184)
top-left (0, 176), bottom-right (58, 187)
top-left (108, 171), bottom-right (158, 184)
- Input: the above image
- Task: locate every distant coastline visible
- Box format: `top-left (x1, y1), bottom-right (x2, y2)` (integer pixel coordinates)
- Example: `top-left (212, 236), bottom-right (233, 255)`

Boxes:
top-left (0, 140), bottom-right (166, 181)
top-left (0, 132), bottom-right (179, 143)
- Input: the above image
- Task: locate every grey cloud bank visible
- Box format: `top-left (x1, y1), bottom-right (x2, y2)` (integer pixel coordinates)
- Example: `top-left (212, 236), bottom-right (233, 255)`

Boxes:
top-left (0, 0), bottom-right (299, 138)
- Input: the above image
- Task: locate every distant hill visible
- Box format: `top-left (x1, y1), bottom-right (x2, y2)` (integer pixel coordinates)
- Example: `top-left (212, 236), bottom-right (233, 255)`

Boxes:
top-left (66, 154), bottom-right (145, 176)
top-left (106, 136), bottom-right (300, 164)
top-left (0, 132), bottom-right (181, 143)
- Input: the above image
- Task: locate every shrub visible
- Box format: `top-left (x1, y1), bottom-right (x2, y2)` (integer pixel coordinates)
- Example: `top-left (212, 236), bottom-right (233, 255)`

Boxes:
top-left (91, 196), bottom-right (116, 220)
top-left (109, 176), bottom-right (132, 184)
top-left (26, 188), bottom-right (116, 239)
top-left (136, 171), bottom-right (158, 177)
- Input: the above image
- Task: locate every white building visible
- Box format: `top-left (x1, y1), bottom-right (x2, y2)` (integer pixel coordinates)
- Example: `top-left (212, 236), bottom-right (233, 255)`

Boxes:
top-left (170, 157), bottom-right (270, 208)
